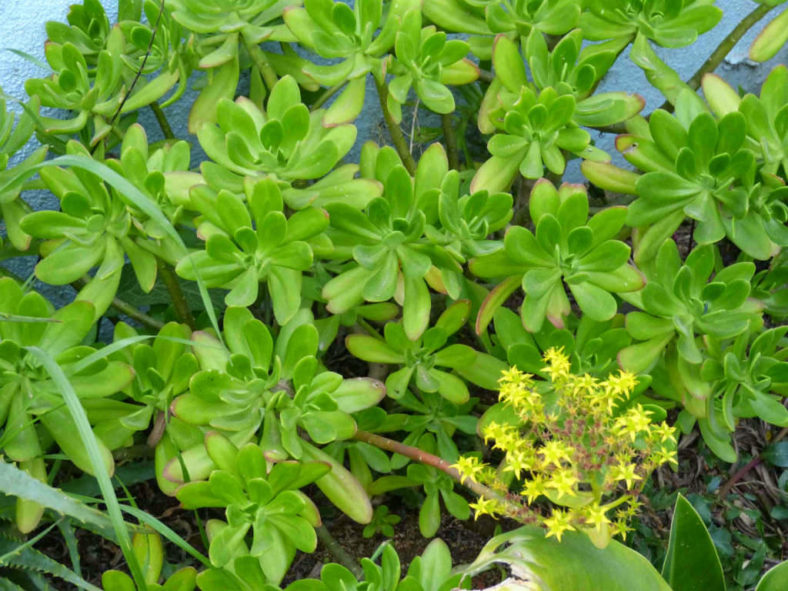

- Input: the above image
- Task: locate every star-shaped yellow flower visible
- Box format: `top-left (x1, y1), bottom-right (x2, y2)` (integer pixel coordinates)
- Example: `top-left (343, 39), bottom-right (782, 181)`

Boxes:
top-left (609, 462), bottom-right (641, 489)
top-left (544, 510), bottom-right (575, 542)
top-left (548, 468), bottom-right (578, 499)
top-left (524, 473), bottom-right (547, 503)
top-left (450, 455), bottom-right (485, 484)
top-left (583, 504), bottom-right (610, 530)
top-left (469, 496), bottom-right (500, 520)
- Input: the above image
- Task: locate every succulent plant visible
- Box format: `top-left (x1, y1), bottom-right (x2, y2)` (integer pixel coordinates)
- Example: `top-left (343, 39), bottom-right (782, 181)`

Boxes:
top-left (321, 143), bottom-right (459, 340)
top-left (471, 34), bottom-right (642, 191)
top-left (384, 8), bottom-right (478, 121)
top-left (471, 180), bottom-right (643, 333)
top-left (580, 0), bottom-right (722, 48)
top-left (284, 0), bottom-right (418, 124)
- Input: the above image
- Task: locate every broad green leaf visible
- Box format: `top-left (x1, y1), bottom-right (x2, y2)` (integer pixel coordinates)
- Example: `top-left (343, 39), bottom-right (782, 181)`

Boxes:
top-left (662, 493), bottom-right (726, 591)
top-left (750, 6), bottom-right (788, 62)
top-left (757, 561), bottom-right (788, 591)
top-left (462, 526), bottom-right (672, 591)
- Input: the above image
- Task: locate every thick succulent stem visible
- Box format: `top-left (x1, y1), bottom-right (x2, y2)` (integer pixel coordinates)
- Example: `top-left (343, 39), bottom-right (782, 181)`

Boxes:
top-left (316, 525), bottom-right (363, 578)
top-left (245, 40), bottom-right (279, 90)
top-left (442, 113), bottom-right (460, 170)
top-left (150, 101), bottom-right (175, 140)
top-left (157, 259), bottom-right (195, 328)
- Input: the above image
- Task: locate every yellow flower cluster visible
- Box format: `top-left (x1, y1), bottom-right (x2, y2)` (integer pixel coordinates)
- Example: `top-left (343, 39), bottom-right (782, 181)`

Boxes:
top-left (451, 348), bottom-right (678, 547)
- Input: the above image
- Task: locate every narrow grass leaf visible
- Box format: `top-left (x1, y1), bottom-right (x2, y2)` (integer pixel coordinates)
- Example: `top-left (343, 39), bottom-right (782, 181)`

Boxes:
top-left (26, 346), bottom-right (148, 590)
top-left (0, 461), bottom-right (113, 535)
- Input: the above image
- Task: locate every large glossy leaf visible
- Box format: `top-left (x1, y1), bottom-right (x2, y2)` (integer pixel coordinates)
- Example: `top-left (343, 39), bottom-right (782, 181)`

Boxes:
top-left (757, 560), bottom-right (788, 591)
top-left (662, 494), bottom-right (726, 591)
top-left (461, 526), bottom-right (671, 591)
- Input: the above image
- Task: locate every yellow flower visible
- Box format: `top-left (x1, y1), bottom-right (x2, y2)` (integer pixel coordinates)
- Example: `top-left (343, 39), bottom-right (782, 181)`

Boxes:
top-left (603, 371), bottom-right (638, 398)
top-left (544, 510), bottom-right (575, 542)
top-left (542, 347), bottom-right (571, 382)
top-left (491, 425), bottom-right (520, 452)
top-left (485, 355), bottom-right (674, 544)
top-left (503, 449), bottom-right (533, 479)
top-left (571, 373), bottom-right (598, 396)
top-left (583, 504), bottom-right (611, 530)
top-left (619, 499), bottom-right (641, 519)
top-left (614, 405), bottom-right (653, 441)
top-left (609, 462), bottom-right (641, 489)
top-left (469, 496), bottom-right (500, 520)
top-left (650, 446), bottom-right (678, 468)
top-left (451, 455), bottom-right (486, 484)
top-left (651, 421), bottom-right (677, 444)
top-left (548, 468), bottom-right (578, 499)
top-left (540, 440), bottom-right (572, 467)
top-left (524, 473), bottom-right (547, 503)
top-left (481, 421), bottom-right (505, 444)
top-left (611, 518), bottom-right (633, 540)
top-left (499, 367), bottom-right (524, 385)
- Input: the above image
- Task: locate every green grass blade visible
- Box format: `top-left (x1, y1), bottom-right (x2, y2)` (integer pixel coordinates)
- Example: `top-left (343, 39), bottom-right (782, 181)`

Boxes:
top-left (47, 155), bottom-right (224, 343)
top-left (71, 334), bottom-right (225, 375)
top-left (70, 335), bottom-right (153, 373)
top-left (0, 155), bottom-right (224, 344)
top-left (25, 346), bottom-right (148, 590)
top-left (0, 461), bottom-right (114, 536)
top-left (2, 48), bottom-right (49, 70)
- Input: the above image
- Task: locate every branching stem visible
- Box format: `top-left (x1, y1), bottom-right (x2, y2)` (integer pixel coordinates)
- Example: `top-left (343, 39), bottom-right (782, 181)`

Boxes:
top-left (374, 77), bottom-right (417, 174)
top-left (157, 259), bottom-right (195, 328)
top-left (245, 40), bottom-right (279, 90)
top-left (443, 113), bottom-right (460, 170)
top-left (353, 430), bottom-right (510, 507)
top-left (316, 525), bottom-right (363, 577)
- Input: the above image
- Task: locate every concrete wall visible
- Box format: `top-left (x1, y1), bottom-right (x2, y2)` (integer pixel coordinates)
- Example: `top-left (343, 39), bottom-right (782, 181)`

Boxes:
top-left (3, 0), bottom-right (787, 176)
top-left (1, 0), bottom-right (786, 304)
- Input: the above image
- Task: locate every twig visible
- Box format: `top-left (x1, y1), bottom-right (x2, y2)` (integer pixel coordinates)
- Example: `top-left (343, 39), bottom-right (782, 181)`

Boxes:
top-left (104, 0), bottom-right (166, 132)
top-left (150, 101), bottom-right (175, 140)
top-left (373, 77), bottom-right (417, 174)
top-left (316, 525), bottom-right (363, 578)
top-left (108, 293), bottom-right (165, 330)
top-left (659, 2), bottom-right (772, 111)
top-left (717, 427), bottom-right (788, 500)
top-left (72, 276), bottom-right (164, 330)
top-left (157, 259), bottom-right (195, 328)
top-left (244, 40), bottom-right (278, 90)
top-left (442, 113), bottom-right (460, 169)
top-left (353, 430), bottom-right (508, 506)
